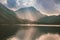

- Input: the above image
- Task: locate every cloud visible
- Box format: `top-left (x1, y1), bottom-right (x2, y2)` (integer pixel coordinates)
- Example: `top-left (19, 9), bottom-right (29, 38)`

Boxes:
top-left (54, 0), bottom-right (60, 4)
top-left (35, 0), bottom-right (55, 12)
top-left (0, 0), bottom-right (7, 4)
top-left (34, 0), bottom-right (60, 16)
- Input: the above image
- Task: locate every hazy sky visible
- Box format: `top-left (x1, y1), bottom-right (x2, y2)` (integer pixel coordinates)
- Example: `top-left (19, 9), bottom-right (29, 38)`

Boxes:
top-left (0, 0), bottom-right (60, 16)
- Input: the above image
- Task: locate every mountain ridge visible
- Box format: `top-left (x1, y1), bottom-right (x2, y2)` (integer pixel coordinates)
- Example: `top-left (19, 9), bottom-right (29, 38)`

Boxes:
top-left (15, 7), bottom-right (46, 21)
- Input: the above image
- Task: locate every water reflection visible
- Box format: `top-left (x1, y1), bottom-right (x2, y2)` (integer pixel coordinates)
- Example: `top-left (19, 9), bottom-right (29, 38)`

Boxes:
top-left (7, 24), bottom-right (60, 40)
top-left (1, 24), bottom-right (60, 40)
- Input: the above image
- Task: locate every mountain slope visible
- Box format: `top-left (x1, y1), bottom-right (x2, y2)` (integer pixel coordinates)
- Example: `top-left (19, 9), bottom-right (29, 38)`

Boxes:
top-left (0, 3), bottom-right (32, 24)
top-left (15, 7), bottom-right (45, 21)
top-left (0, 3), bottom-right (19, 24)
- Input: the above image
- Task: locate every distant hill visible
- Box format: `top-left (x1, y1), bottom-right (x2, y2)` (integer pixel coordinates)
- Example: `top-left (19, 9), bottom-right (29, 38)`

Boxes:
top-left (35, 15), bottom-right (60, 24)
top-left (15, 7), bottom-right (45, 21)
